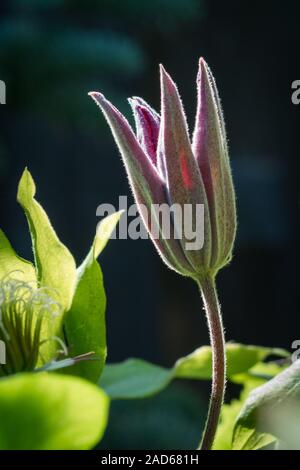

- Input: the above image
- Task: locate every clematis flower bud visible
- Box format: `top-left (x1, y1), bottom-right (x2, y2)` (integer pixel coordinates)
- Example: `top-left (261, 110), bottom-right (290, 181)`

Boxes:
top-left (89, 58), bottom-right (236, 282)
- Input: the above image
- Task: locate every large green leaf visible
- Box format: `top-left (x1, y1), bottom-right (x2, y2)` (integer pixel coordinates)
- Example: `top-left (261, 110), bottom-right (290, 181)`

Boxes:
top-left (0, 229), bottom-right (36, 285)
top-left (0, 372), bottom-right (109, 450)
top-left (175, 343), bottom-right (285, 379)
top-left (63, 212), bottom-right (123, 383)
top-left (100, 344), bottom-right (287, 399)
top-left (100, 359), bottom-right (173, 399)
top-left (232, 360), bottom-right (300, 450)
top-left (17, 168), bottom-right (77, 312)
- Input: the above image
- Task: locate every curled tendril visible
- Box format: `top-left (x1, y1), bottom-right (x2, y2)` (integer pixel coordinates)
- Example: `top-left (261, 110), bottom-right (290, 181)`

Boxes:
top-left (0, 277), bottom-right (64, 376)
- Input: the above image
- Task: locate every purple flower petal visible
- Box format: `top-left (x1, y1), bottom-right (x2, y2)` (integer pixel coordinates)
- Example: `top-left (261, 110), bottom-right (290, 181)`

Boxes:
top-left (89, 91), bottom-right (194, 275)
top-left (192, 58), bottom-right (236, 267)
top-left (158, 65), bottom-right (211, 271)
top-left (128, 97), bottom-right (160, 167)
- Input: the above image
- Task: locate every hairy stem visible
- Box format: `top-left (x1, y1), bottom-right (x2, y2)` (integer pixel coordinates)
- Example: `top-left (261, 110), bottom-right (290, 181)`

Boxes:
top-left (197, 275), bottom-right (226, 450)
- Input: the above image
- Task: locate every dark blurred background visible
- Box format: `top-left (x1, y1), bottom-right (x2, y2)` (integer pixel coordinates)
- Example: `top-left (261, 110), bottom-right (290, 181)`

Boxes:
top-left (0, 0), bottom-right (299, 449)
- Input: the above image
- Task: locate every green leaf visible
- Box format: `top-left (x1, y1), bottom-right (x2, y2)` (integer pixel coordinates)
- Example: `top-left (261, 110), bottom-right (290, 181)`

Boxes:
top-left (213, 399), bottom-right (243, 450)
top-left (63, 261), bottom-right (106, 382)
top-left (0, 372), bottom-right (109, 450)
top-left (93, 210), bottom-right (124, 258)
top-left (232, 360), bottom-right (300, 450)
top-left (231, 361), bottom-right (287, 388)
top-left (213, 362), bottom-right (286, 450)
top-left (0, 229), bottom-right (36, 285)
top-left (175, 343), bottom-right (285, 380)
top-left (100, 343), bottom-right (287, 399)
top-left (100, 359), bottom-right (174, 399)
top-left (63, 211), bottom-right (123, 383)
top-left (17, 168), bottom-right (77, 312)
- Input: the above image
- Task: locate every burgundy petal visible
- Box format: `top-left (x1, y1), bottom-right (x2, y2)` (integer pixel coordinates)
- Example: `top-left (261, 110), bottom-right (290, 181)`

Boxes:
top-left (89, 91), bottom-right (194, 275)
top-left (128, 97), bottom-right (160, 167)
top-left (158, 65), bottom-right (211, 271)
top-left (192, 58), bottom-right (236, 267)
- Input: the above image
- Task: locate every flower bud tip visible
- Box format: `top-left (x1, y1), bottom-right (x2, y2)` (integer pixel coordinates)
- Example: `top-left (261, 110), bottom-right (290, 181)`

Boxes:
top-left (88, 91), bottom-right (105, 104)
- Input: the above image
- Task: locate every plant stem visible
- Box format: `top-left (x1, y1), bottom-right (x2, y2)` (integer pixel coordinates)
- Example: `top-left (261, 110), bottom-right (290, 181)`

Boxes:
top-left (197, 275), bottom-right (226, 450)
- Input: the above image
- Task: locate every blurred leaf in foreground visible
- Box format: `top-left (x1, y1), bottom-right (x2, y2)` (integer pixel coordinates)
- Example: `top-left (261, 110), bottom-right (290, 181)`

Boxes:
top-left (0, 372), bottom-right (109, 450)
top-left (232, 359), bottom-right (300, 450)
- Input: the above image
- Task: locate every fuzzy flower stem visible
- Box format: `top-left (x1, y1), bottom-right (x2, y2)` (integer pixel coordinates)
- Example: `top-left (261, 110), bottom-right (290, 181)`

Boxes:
top-left (197, 275), bottom-right (226, 450)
